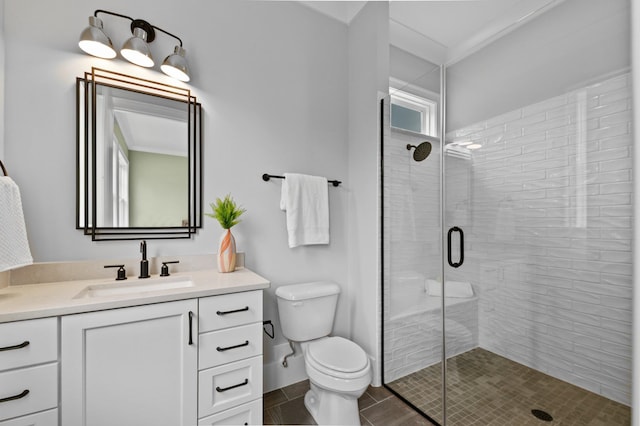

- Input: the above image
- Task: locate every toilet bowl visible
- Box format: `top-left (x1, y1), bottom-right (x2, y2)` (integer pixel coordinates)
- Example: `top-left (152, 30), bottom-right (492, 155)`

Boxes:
top-left (275, 282), bottom-right (372, 425)
top-left (302, 336), bottom-right (371, 425)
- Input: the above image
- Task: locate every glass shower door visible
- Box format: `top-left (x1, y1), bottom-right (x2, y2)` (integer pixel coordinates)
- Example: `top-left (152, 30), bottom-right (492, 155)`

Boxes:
top-left (381, 61), bottom-right (444, 425)
top-left (442, 0), bottom-right (633, 423)
top-left (383, 1), bottom-right (632, 425)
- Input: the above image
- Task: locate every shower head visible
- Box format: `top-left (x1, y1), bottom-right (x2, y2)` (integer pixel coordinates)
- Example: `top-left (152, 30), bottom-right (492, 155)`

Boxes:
top-left (406, 142), bottom-right (432, 162)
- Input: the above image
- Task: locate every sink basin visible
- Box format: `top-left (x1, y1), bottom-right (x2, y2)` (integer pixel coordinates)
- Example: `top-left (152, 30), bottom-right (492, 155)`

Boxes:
top-left (74, 276), bottom-right (195, 299)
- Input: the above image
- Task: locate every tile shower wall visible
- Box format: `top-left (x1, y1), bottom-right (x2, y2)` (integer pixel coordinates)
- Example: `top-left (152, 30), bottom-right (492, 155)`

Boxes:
top-left (384, 298), bottom-right (478, 382)
top-left (447, 71), bottom-right (632, 405)
top-left (382, 125), bottom-right (442, 381)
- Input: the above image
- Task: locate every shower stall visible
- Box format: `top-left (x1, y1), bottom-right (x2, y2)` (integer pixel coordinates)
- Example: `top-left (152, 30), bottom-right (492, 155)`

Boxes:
top-left (381, 0), bottom-right (633, 424)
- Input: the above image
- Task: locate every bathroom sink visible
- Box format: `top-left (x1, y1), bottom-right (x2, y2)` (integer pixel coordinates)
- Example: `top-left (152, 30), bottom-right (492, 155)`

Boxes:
top-left (74, 276), bottom-right (195, 299)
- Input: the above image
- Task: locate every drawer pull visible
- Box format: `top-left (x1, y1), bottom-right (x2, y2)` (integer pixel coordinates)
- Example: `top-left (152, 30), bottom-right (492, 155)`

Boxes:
top-left (0, 340), bottom-right (30, 352)
top-left (216, 379), bottom-right (249, 393)
top-left (0, 389), bottom-right (29, 404)
top-left (188, 311), bottom-right (194, 345)
top-left (216, 306), bottom-right (249, 316)
top-left (217, 340), bottom-right (249, 352)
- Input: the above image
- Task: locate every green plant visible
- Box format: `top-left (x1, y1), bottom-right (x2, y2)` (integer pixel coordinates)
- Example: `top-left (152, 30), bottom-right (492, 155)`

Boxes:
top-left (206, 194), bottom-right (246, 229)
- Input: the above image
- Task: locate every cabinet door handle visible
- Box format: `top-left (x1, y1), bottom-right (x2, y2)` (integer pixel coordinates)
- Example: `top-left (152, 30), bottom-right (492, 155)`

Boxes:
top-left (188, 311), bottom-right (194, 345)
top-left (216, 379), bottom-right (248, 393)
top-left (217, 340), bottom-right (249, 352)
top-left (216, 306), bottom-right (249, 316)
top-left (0, 389), bottom-right (29, 404)
top-left (0, 341), bottom-right (30, 352)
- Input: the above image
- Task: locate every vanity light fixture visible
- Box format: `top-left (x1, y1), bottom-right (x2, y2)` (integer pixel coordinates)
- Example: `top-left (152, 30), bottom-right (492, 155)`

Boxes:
top-left (78, 10), bottom-right (191, 82)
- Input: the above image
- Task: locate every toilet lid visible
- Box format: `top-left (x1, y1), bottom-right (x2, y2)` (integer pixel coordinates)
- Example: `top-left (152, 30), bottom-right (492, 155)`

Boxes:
top-left (307, 336), bottom-right (368, 373)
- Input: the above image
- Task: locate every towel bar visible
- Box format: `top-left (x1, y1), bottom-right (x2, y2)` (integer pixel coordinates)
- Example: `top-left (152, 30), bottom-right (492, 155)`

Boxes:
top-left (262, 173), bottom-right (341, 187)
top-left (0, 160), bottom-right (7, 177)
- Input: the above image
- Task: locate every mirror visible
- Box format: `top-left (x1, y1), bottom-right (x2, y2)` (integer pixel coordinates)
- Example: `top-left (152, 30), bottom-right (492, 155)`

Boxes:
top-left (77, 68), bottom-right (202, 240)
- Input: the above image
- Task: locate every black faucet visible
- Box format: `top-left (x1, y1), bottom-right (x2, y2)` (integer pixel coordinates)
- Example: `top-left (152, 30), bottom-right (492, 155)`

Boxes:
top-left (139, 240), bottom-right (150, 279)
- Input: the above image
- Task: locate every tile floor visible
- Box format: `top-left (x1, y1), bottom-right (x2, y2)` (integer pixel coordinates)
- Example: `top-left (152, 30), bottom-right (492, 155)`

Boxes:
top-left (263, 380), bottom-right (433, 425)
top-left (264, 349), bottom-right (631, 425)
top-left (388, 348), bottom-right (631, 426)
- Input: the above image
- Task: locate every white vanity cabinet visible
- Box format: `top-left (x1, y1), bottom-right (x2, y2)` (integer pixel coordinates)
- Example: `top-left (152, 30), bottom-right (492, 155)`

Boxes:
top-left (198, 290), bottom-right (263, 425)
top-left (60, 299), bottom-right (198, 426)
top-left (59, 290), bottom-right (265, 426)
top-left (0, 317), bottom-right (58, 426)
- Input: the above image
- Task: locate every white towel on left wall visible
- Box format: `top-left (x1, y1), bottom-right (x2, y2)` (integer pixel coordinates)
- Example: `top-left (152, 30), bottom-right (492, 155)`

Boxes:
top-left (280, 173), bottom-right (329, 248)
top-left (0, 177), bottom-right (33, 272)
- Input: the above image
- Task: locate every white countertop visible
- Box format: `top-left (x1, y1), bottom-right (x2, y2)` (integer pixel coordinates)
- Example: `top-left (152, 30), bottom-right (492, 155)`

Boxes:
top-left (0, 267), bottom-right (270, 323)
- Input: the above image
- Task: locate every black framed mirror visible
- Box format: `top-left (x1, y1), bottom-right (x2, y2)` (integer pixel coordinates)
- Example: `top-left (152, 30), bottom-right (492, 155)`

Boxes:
top-left (77, 68), bottom-right (202, 240)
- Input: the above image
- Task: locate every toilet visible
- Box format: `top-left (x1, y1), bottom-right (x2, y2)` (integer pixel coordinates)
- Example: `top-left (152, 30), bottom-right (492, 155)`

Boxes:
top-left (276, 281), bottom-right (371, 425)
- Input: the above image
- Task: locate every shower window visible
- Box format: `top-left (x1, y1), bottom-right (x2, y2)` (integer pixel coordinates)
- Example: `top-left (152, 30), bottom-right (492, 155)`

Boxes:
top-left (390, 89), bottom-right (437, 136)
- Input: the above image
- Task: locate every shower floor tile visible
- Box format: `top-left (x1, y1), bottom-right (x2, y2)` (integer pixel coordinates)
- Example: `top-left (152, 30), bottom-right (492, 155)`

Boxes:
top-left (387, 348), bottom-right (631, 425)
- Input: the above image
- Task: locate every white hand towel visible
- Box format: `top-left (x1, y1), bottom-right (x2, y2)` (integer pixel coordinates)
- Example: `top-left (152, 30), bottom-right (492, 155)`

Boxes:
top-left (280, 173), bottom-right (329, 248)
top-left (426, 279), bottom-right (474, 298)
top-left (0, 177), bottom-right (33, 272)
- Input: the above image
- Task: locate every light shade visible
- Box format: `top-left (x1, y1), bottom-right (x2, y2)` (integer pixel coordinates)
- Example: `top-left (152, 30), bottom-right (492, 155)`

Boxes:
top-left (121, 27), bottom-right (154, 68)
top-left (78, 16), bottom-right (116, 59)
top-left (161, 46), bottom-right (190, 82)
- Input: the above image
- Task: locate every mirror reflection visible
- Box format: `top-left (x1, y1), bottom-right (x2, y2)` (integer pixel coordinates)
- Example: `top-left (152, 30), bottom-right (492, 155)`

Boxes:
top-left (97, 85), bottom-right (189, 227)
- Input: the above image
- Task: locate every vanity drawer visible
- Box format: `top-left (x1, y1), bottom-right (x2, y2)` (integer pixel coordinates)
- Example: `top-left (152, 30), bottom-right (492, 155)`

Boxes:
top-left (0, 408), bottom-right (58, 426)
top-left (0, 318), bottom-right (57, 373)
top-left (198, 399), bottom-right (262, 425)
top-left (198, 356), bottom-right (262, 418)
top-left (199, 323), bottom-right (263, 370)
top-left (0, 363), bottom-right (58, 422)
top-left (199, 291), bottom-right (262, 332)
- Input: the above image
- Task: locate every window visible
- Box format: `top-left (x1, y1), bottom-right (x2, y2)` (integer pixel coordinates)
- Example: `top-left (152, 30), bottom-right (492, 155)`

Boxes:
top-left (390, 89), bottom-right (438, 137)
top-left (112, 139), bottom-right (129, 227)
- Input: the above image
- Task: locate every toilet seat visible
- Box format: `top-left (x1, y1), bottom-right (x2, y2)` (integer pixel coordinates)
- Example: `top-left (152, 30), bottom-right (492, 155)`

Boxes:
top-left (306, 337), bottom-right (370, 380)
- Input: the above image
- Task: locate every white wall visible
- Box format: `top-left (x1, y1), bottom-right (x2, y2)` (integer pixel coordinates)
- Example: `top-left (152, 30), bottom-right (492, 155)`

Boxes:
top-left (3, 0), bottom-right (352, 391)
top-left (347, 1), bottom-right (389, 386)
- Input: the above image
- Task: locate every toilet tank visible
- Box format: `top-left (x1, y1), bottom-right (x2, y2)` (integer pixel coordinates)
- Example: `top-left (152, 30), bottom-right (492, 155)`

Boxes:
top-left (275, 281), bottom-right (340, 342)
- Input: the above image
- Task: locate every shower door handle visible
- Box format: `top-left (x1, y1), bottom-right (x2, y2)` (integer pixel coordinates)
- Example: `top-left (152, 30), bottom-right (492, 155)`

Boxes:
top-left (447, 226), bottom-right (464, 268)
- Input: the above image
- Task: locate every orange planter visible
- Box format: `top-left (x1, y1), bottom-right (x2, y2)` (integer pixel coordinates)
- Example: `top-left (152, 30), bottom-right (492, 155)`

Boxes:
top-left (217, 229), bottom-right (237, 273)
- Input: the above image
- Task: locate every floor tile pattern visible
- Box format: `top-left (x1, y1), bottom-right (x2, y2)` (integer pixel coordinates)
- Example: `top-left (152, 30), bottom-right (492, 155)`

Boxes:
top-left (387, 348), bottom-right (631, 425)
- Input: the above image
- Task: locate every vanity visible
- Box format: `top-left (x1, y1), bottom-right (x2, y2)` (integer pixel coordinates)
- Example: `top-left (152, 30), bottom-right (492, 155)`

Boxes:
top-left (0, 256), bottom-right (269, 426)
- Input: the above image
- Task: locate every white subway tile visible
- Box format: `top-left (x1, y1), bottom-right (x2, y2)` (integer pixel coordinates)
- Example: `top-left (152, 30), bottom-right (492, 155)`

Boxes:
top-left (586, 122), bottom-right (629, 142)
top-left (599, 110), bottom-right (633, 128)
top-left (599, 157), bottom-right (632, 173)
top-left (587, 147), bottom-right (629, 163)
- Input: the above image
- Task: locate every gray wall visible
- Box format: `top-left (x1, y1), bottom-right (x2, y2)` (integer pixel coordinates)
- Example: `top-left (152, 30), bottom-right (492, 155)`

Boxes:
top-left (347, 1), bottom-right (389, 386)
top-left (447, 0), bottom-right (631, 130)
top-left (3, 0), bottom-right (351, 390)
top-left (390, 45), bottom-right (439, 94)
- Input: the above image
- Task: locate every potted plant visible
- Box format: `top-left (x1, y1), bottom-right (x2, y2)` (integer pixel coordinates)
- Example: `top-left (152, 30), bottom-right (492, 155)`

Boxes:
top-left (206, 194), bottom-right (246, 273)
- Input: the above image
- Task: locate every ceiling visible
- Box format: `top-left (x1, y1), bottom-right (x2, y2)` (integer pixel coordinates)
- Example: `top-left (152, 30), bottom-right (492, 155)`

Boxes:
top-left (114, 111), bottom-right (187, 157)
top-left (299, 0), bottom-right (565, 65)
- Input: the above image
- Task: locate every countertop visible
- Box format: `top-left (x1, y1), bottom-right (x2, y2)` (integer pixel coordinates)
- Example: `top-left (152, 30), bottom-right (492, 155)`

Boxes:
top-left (0, 267), bottom-right (270, 323)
